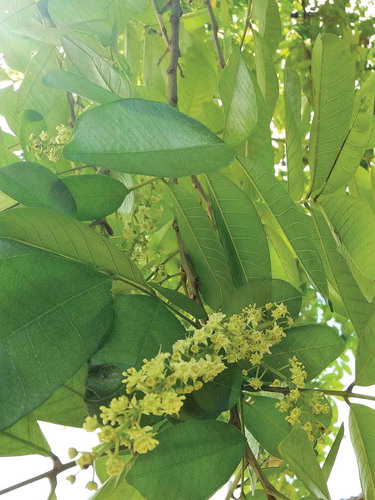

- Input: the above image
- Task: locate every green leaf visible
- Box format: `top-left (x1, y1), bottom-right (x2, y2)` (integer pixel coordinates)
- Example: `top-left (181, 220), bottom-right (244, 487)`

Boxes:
top-left (322, 423), bottom-right (344, 482)
top-left (239, 156), bottom-right (328, 301)
top-left (205, 172), bottom-right (271, 287)
top-left (252, 0), bottom-right (282, 51)
top-left (93, 469), bottom-right (144, 500)
top-left (42, 70), bottom-right (121, 103)
top-left (169, 183), bottom-right (234, 309)
top-left (356, 309), bottom-right (375, 386)
top-left (321, 91), bottom-right (374, 195)
top-left (0, 249), bottom-right (113, 430)
top-left (243, 397), bottom-right (290, 459)
top-left (64, 99), bottom-right (236, 177)
top-left (220, 278), bottom-right (301, 318)
top-left (279, 428), bottom-right (330, 499)
top-left (0, 161), bottom-right (76, 216)
top-left (62, 36), bottom-right (134, 98)
top-left (151, 284), bottom-right (207, 320)
top-left (309, 34), bottom-right (355, 198)
top-left (0, 208), bottom-right (147, 291)
top-left (127, 420), bottom-right (246, 500)
top-left (0, 145), bottom-right (21, 168)
top-left (61, 174), bottom-right (128, 220)
top-left (318, 194), bottom-right (375, 281)
top-left (284, 68), bottom-right (304, 201)
top-left (0, 413), bottom-right (51, 457)
top-left (263, 325), bottom-right (345, 381)
top-left (218, 48), bottom-right (257, 145)
top-left (93, 295), bottom-right (186, 370)
top-left (349, 403), bottom-right (375, 500)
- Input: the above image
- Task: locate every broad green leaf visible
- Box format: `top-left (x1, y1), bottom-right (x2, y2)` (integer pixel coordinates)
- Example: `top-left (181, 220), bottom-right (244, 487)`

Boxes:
top-left (263, 325), bottom-right (345, 381)
top-left (127, 420), bottom-right (246, 500)
top-left (239, 156), bottom-right (328, 300)
top-left (61, 174), bottom-right (128, 220)
top-left (0, 208), bottom-right (147, 291)
top-left (318, 194), bottom-right (375, 281)
top-left (62, 36), bottom-right (134, 99)
top-left (321, 91), bottom-right (374, 195)
top-left (284, 68), bottom-right (304, 201)
top-left (84, 363), bottom-right (124, 416)
top-left (322, 423), bottom-right (344, 482)
top-left (221, 278), bottom-right (301, 317)
top-left (253, 30), bottom-right (279, 122)
top-left (218, 48), bottom-right (257, 145)
top-left (0, 413), bottom-right (51, 457)
top-left (0, 250), bottom-right (113, 430)
top-left (0, 145), bottom-right (19, 168)
top-left (151, 284), bottom-right (207, 320)
top-left (349, 404), bottom-right (375, 500)
top-left (34, 366), bottom-right (86, 429)
top-left (93, 295), bottom-right (186, 370)
top-left (0, 161), bottom-right (76, 216)
top-left (205, 172), bottom-right (271, 287)
top-left (42, 70), bottom-right (120, 104)
top-left (252, 0), bottom-right (282, 51)
top-left (169, 183), bottom-right (234, 309)
top-left (309, 34), bottom-right (355, 198)
top-left (93, 469), bottom-right (144, 500)
top-left (310, 208), bottom-right (372, 336)
top-left (64, 99), bottom-right (236, 177)
top-left (243, 397), bottom-right (290, 459)
top-left (279, 428), bottom-right (330, 499)
top-left (356, 309), bottom-right (375, 386)
top-left (349, 166), bottom-right (375, 211)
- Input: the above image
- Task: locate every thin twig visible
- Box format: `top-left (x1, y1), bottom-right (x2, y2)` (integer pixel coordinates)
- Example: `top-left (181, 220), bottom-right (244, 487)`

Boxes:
top-left (240, 0), bottom-right (253, 50)
top-left (261, 386), bottom-right (375, 404)
top-left (191, 175), bottom-right (215, 224)
top-left (67, 92), bottom-right (76, 127)
top-left (167, 0), bottom-right (182, 107)
top-left (151, 0), bottom-right (170, 46)
top-left (204, 0), bottom-right (225, 68)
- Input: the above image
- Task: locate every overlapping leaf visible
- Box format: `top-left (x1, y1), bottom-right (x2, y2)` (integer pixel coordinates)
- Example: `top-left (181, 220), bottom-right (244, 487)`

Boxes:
top-left (356, 309), bottom-right (375, 386)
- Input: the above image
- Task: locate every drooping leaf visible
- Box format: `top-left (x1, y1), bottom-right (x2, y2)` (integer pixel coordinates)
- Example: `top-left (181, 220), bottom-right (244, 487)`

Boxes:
top-left (92, 469), bottom-right (144, 500)
top-left (61, 174), bottom-right (128, 220)
top-left (309, 33), bottom-right (355, 198)
top-left (64, 99), bottom-right (236, 177)
top-left (279, 428), bottom-right (330, 499)
top-left (356, 309), bottom-right (375, 386)
top-left (0, 248), bottom-right (113, 430)
top-left (42, 70), bottom-right (121, 103)
top-left (349, 403), bottom-right (375, 500)
top-left (218, 48), bottom-right (257, 145)
top-left (239, 156), bottom-right (328, 300)
top-left (252, 0), bottom-right (282, 51)
top-left (0, 208), bottom-right (147, 291)
top-left (0, 161), bottom-right (76, 216)
top-left (263, 325), bottom-right (345, 381)
top-left (243, 396), bottom-right (290, 459)
top-left (220, 278), bottom-right (301, 318)
top-left (318, 194), bottom-right (375, 281)
top-left (322, 423), bottom-right (344, 482)
top-left (127, 420), bottom-right (246, 500)
top-left (93, 295), bottom-right (186, 371)
top-left (205, 172), bottom-right (271, 287)
top-left (0, 413), bottom-right (52, 457)
top-left (151, 284), bottom-right (207, 320)
top-left (169, 183), bottom-right (234, 309)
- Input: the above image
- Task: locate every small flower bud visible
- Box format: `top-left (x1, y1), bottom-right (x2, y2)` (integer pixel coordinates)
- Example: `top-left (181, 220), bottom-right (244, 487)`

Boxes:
top-left (86, 481), bottom-right (98, 491)
top-left (68, 447), bottom-right (78, 459)
top-left (66, 475), bottom-right (76, 484)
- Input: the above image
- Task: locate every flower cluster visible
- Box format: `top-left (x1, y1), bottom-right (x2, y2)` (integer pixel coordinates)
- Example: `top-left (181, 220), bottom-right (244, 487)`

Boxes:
top-left (75, 302), bottom-right (293, 483)
top-left (27, 125), bottom-right (72, 162)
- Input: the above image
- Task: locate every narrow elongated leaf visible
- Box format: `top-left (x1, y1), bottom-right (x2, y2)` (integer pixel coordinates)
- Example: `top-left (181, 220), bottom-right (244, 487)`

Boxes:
top-left (243, 397), bottom-right (290, 458)
top-left (62, 36), bottom-right (134, 98)
top-left (284, 68), bottom-right (304, 201)
top-left (0, 250), bottom-right (113, 430)
top-left (220, 278), bottom-right (301, 317)
top-left (318, 194), bottom-right (375, 281)
top-left (322, 423), bottom-right (344, 482)
top-left (279, 428), bottom-right (330, 499)
top-left (0, 208), bottom-right (147, 291)
top-left (218, 48), bottom-right (257, 145)
top-left (356, 309), bottom-right (375, 386)
top-left (169, 183), bottom-right (234, 309)
top-left (239, 156), bottom-right (328, 300)
top-left (61, 174), bottom-right (128, 220)
top-left (93, 295), bottom-right (186, 370)
top-left (349, 404), bottom-right (375, 500)
top-left (64, 99), bottom-right (236, 177)
top-left (252, 0), bottom-right (282, 51)
top-left (42, 70), bottom-right (120, 103)
top-left (0, 413), bottom-right (51, 457)
top-left (263, 325), bottom-right (345, 381)
top-left (206, 172), bottom-right (271, 287)
top-left (309, 34), bottom-right (355, 197)
top-left (127, 420), bottom-right (246, 500)
top-left (0, 161), bottom-right (76, 215)
top-left (322, 91), bottom-right (374, 195)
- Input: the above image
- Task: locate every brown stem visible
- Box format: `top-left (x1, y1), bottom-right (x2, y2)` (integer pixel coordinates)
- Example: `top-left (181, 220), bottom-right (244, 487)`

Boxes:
top-left (204, 0), bottom-right (225, 68)
top-left (167, 0), bottom-right (182, 107)
top-left (240, 0), bottom-right (253, 50)
top-left (191, 175), bottom-right (215, 225)
top-left (67, 92), bottom-right (76, 127)
top-left (151, 0), bottom-right (170, 47)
